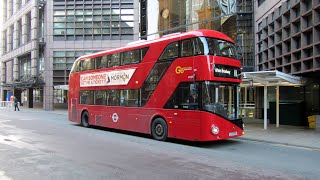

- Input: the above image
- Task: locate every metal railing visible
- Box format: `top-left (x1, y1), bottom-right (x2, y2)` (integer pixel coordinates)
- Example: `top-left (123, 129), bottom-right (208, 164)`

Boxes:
top-left (0, 101), bottom-right (14, 110)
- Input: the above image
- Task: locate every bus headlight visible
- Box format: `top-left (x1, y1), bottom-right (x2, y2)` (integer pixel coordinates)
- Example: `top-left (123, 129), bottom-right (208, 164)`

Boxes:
top-left (211, 125), bottom-right (219, 135)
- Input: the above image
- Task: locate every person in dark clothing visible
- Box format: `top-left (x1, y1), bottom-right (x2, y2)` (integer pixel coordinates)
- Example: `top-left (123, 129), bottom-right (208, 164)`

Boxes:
top-left (14, 96), bottom-right (20, 111)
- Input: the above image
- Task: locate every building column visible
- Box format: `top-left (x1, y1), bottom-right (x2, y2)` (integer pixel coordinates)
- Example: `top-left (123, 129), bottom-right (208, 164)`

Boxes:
top-left (43, 49), bottom-right (54, 110)
top-left (276, 85), bottom-right (280, 128)
top-left (0, 30), bottom-right (5, 55)
top-left (8, 25), bottom-right (13, 52)
top-left (1, 62), bottom-right (5, 83)
top-left (13, 57), bottom-right (19, 81)
top-left (264, 85), bottom-right (268, 130)
top-left (14, 0), bottom-right (19, 11)
top-left (1, 0), bottom-right (7, 22)
top-left (7, 0), bottom-right (12, 18)
top-left (21, 14), bottom-right (27, 45)
top-left (14, 21), bottom-right (19, 49)
top-left (0, 0), bottom-right (7, 54)
top-left (44, 86), bottom-right (54, 110)
top-left (0, 62), bottom-right (5, 101)
top-left (31, 5), bottom-right (39, 76)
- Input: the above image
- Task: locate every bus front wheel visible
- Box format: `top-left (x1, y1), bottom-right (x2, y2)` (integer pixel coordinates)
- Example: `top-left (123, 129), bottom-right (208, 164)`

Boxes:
top-left (151, 118), bottom-right (168, 141)
top-left (81, 111), bottom-right (90, 128)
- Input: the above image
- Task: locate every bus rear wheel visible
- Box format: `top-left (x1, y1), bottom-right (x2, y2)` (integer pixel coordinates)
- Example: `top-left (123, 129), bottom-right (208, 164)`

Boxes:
top-left (81, 111), bottom-right (90, 128)
top-left (151, 118), bottom-right (168, 141)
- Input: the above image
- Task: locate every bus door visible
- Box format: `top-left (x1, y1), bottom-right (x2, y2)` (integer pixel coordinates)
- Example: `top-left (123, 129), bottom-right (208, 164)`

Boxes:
top-left (168, 83), bottom-right (202, 140)
top-left (70, 98), bottom-right (77, 121)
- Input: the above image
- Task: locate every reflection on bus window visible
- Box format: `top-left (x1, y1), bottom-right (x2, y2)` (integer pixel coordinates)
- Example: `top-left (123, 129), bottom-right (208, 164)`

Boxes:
top-left (84, 58), bottom-right (95, 71)
top-left (181, 39), bottom-right (193, 57)
top-left (94, 91), bottom-right (106, 105)
top-left (109, 53), bottom-right (120, 67)
top-left (107, 90), bottom-right (120, 106)
top-left (164, 82), bottom-right (199, 110)
top-left (206, 38), bottom-right (236, 59)
top-left (120, 89), bottom-right (139, 107)
top-left (80, 91), bottom-right (94, 104)
top-left (121, 49), bottom-right (140, 65)
top-left (159, 41), bottom-right (179, 60)
top-left (202, 81), bottom-right (238, 120)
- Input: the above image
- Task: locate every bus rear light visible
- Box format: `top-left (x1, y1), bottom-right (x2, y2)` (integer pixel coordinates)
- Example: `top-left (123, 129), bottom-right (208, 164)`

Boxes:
top-left (211, 125), bottom-right (219, 135)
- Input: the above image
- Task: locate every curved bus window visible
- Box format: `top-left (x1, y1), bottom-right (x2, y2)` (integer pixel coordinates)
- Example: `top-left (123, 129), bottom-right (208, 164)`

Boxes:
top-left (180, 38), bottom-right (207, 57)
top-left (159, 41), bottom-right (179, 60)
top-left (202, 81), bottom-right (239, 120)
top-left (81, 58), bottom-right (94, 71)
top-left (193, 37), bottom-right (207, 55)
top-left (206, 38), bottom-right (237, 59)
top-left (71, 59), bottom-right (81, 72)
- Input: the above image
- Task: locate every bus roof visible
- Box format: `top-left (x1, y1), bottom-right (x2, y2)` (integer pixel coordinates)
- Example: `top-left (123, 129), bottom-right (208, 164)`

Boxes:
top-left (78, 29), bottom-right (234, 60)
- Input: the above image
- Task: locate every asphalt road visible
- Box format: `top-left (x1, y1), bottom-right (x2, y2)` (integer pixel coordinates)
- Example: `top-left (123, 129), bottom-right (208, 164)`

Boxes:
top-left (0, 110), bottom-right (319, 180)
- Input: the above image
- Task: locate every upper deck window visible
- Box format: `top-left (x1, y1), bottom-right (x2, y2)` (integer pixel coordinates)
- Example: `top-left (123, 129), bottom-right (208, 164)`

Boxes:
top-left (181, 39), bottom-right (193, 57)
top-left (81, 58), bottom-right (95, 71)
top-left (121, 49), bottom-right (141, 65)
top-left (109, 53), bottom-right (121, 67)
top-left (159, 41), bottom-right (179, 60)
top-left (206, 38), bottom-right (237, 59)
top-left (181, 37), bottom-right (207, 57)
top-left (71, 47), bottom-right (149, 73)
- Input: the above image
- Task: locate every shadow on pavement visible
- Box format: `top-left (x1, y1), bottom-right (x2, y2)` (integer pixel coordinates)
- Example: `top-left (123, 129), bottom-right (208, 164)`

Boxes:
top-left (72, 123), bottom-right (242, 148)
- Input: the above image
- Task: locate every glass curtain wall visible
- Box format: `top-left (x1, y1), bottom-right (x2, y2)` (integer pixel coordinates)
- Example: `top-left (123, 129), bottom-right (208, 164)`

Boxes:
top-left (150, 0), bottom-right (253, 71)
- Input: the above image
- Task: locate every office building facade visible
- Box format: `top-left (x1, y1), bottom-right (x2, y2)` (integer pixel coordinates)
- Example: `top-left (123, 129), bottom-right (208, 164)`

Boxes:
top-left (0, 0), bottom-right (139, 110)
top-left (255, 0), bottom-right (320, 116)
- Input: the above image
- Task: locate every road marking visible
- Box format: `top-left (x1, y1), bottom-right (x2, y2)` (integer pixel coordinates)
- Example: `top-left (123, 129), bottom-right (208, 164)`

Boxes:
top-left (0, 171), bottom-right (12, 180)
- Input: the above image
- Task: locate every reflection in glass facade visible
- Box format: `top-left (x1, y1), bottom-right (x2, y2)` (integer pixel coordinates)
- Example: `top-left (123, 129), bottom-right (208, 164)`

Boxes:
top-left (141, 0), bottom-right (254, 72)
top-left (53, 0), bottom-right (134, 41)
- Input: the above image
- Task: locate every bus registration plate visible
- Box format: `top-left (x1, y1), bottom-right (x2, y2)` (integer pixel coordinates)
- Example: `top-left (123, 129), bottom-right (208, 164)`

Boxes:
top-left (229, 132), bottom-right (237, 137)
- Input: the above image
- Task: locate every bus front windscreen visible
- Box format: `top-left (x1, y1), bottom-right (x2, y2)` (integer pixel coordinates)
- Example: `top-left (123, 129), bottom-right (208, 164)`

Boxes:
top-left (202, 81), bottom-right (239, 120)
top-left (206, 38), bottom-right (237, 59)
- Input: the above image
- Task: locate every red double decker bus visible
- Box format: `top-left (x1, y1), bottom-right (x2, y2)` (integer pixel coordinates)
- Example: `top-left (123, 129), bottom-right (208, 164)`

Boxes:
top-left (68, 29), bottom-right (244, 141)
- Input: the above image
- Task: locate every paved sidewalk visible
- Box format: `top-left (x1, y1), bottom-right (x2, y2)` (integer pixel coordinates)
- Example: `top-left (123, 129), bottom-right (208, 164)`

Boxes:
top-left (241, 118), bottom-right (320, 150)
top-left (3, 107), bottom-right (320, 149)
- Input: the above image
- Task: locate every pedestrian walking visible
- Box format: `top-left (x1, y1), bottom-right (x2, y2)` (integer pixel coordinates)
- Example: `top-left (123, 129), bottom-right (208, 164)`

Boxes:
top-left (14, 96), bottom-right (20, 111)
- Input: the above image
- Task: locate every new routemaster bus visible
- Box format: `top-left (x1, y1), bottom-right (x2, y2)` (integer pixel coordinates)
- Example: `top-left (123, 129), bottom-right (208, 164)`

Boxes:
top-left (68, 29), bottom-right (244, 141)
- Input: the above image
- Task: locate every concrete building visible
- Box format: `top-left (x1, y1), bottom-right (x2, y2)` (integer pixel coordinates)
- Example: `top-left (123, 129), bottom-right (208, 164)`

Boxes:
top-left (0, 0), bottom-right (139, 110)
top-left (254, 0), bottom-right (320, 119)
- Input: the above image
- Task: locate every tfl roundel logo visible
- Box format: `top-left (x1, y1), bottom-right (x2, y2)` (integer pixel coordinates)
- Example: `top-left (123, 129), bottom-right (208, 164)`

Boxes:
top-left (112, 113), bottom-right (119, 122)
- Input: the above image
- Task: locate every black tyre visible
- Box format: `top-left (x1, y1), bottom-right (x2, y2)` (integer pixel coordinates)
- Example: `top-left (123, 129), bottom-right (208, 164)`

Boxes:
top-left (151, 118), bottom-right (168, 141)
top-left (81, 111), bottom-right (90, 128)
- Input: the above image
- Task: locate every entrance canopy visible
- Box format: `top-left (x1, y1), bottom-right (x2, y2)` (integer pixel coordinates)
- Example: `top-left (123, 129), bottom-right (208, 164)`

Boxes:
top-left (240, 71), bottom-right (305, 130)
top-left (241, 70), bottom-right (304, 87)
top-left (54, 85), bottom-right (69, 90)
